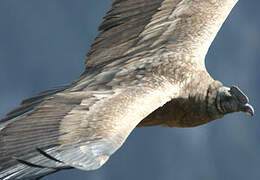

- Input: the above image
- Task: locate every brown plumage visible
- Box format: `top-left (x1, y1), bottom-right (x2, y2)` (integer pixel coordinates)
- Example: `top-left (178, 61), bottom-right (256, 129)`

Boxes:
top-left (0, 0), bottom-right (254, 179)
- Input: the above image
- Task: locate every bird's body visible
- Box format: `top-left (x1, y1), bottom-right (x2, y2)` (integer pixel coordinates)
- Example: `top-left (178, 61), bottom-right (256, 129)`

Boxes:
top-left (0, 0), bottom-right (254, 179)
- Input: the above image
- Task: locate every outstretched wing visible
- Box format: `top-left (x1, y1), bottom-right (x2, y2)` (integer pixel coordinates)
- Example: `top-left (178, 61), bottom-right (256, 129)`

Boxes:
top-left (0, 74), bottom-right (178, 179)
top-left (85, 0), bottom-right (238, 71)
top-left (0, 0), bottom-right (239, 179)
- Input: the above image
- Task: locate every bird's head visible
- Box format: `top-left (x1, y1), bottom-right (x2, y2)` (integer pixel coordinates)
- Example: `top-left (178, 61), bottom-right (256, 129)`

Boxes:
top-left (182, 83), bottom-right (255, 127)
top-left (215, 86), bottom-right (254, 116)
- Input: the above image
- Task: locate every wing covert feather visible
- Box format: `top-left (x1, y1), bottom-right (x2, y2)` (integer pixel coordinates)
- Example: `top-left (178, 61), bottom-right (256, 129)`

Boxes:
top-left (85, 0), bottom-right (238, 71)
top-left (0, 75), bottom-right (179, 179)
top-left (55, 76), bottom-right (179, 170)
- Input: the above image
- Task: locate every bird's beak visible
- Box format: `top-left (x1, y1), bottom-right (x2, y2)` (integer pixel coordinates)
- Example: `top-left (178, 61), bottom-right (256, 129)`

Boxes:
top-left (240, 103), bottom-right (254, 116)
top-left (229, 86), bottom-right (254, 116)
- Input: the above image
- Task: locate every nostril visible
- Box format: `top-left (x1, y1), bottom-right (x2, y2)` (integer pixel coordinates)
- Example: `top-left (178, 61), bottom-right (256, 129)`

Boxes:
top-left (230, 86), bottom-right (249, 104)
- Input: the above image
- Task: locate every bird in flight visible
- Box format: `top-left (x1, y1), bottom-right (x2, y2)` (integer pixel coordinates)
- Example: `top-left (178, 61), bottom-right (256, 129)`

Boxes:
top-left (0, 0), bottom-right (254, 179)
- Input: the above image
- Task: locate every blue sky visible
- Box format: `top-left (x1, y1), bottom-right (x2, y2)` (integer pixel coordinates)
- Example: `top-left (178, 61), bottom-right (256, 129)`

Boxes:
top-left (0, 1), bottom-right (259, 179)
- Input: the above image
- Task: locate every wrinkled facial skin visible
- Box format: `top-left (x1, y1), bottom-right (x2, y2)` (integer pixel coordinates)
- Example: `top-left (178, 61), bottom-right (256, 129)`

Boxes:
top-left (216, 86), bottom-right (254, 116)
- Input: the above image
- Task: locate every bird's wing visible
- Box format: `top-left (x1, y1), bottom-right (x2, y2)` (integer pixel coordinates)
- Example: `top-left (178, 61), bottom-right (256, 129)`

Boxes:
top-left (0, 0), bottom-right (239, 179)
top-left (0, 75), bottom-right (178, 179)
top-left (85, 0), bottom-right (238, 70)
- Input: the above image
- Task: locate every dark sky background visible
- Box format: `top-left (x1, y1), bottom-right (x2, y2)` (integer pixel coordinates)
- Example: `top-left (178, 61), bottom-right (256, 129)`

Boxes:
top-left (0, 1), bottom-right (259, 180)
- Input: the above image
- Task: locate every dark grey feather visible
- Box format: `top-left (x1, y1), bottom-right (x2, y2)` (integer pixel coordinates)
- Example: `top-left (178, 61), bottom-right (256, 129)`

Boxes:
top-left (86, 0), bottom-right (167, 69)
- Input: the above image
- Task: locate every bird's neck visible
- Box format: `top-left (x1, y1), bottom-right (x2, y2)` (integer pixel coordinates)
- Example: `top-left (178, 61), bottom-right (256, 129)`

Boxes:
top-left (138, 69), bottom-right (224, 128)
